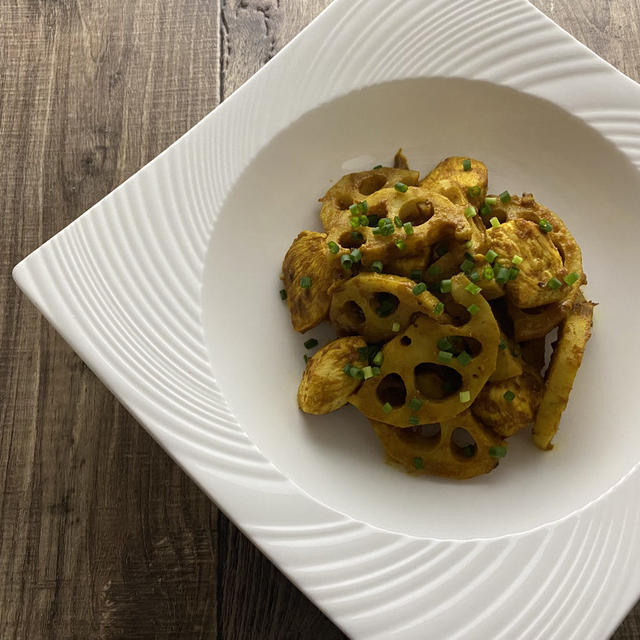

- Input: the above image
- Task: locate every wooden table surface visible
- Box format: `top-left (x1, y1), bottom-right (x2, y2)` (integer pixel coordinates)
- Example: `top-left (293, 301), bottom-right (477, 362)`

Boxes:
top-left (1, 1), bottom-right (639, 638)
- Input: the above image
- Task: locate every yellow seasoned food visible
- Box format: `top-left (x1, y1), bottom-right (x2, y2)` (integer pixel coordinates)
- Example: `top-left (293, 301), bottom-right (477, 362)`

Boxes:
top-left (283, 154), bottom-right (594, 479)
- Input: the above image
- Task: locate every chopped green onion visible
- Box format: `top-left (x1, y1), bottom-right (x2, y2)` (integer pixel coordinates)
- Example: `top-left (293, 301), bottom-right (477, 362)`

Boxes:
top-left (350, 248), bottom-right (362, 263)
top-left (464, 240), bottom-right (472, 248)
top-left (489, 216), bottom-right (500, 228)
top-left (408, 416), bottom-right (420, 426)
top-left (349, 203), bottom-right (360, 216)
top-left (438, 350), bottom-right (453, 363)
top-left (440, 279), bottom-right (452, 293)
top-left (403, 221), bottom-right (414, 235)
top-left (409, 397), bottom-right (423, 411)
top-left (485, 196), bottom-right (498, 206)
top-left (350, 216), bottom-right (361, 229)
top-left (483, 266), bottom-right (494, 280)
top-left (359, 214), bottom-right (369, 226)
top-left (413, 456), bottom-right (425, 469)
top-left (362, 365), bottom-right (374, 380)
top-left (410, 268), bottom-right (422, 281)
top-left (508, 267), bottom-right (519, 280)
top-left (341, 254), bottom-right (353, 270)
top-left (373, 164), bottom-right (383, 170)
top-left (459, 390), bottom-right (471, 403)
top-left (371, 366), bottom-right (381, 376)
top-left (464, 205), bottom-right (477, 218)
top-left (304, 338), bottom-right (318, 349)
top-left (457, 351), bottom-right (472, 367)
top-left (279, 289), bottom-right (287, 300)
top-left (460, 258), bottom-right (475, 273)
top-left (357, 346), bottom-right (370, 362)
top-left (300, 276), bottom-right (312, 288)
top-left (468, 185), bottom-right (481, 198)
top-left (462, 158), bottom-right (472, 171)
top-left (359, 201), bottom-right (369, 213)
top-left (512, 255), bottom-right (523, 265)
top-left (503, 390), bottom-right (516, 403)
top-left (373, 351), bottom-right (384, 367)
top-left (499, 190), bottom-right (511, 204)
top-left (465, 282), bottom-right (481, 295)
top-left (489, 445), bottom-right (507, 458)
top-left (413, 282), bottom-right (427, 295)
top-left (470, 270), bottom-right (481, 283)
top-left (394, 182), bottom-right (409, 193)
top-left (391, 322), bottom-right (401, 332)
top-left (349, 366), bottom-right (364, 380)
top-left (437, 337), bottom-right (453, 351)
top-left (393, 216), bottom-right (403, 228)
top-left (435, 245), bottom-right (449, 257)
top-left (547, 277), bottom-right (563, 290)
top-left (495, 266), bottom-right (510, 284)
top-left (343, 363), bottom-right (352, 375)
top-left (433, 302), bottom-right (445, 315)
top-left (485, 249), bottom-right (498, 264)
top-left (467, 303), bottom-right (480, 316)
top-left (327, 241), bottom-right (339, 254)
top-left (427, 264), bottom-right (441, 276)
top-left (371, 260), bottom-right (383, 273)
top-left (539, 219), bottom-right (553, 233)
top-left (383, 402), bottom-right (393, 414)
top-left (564, 272), bottom-right (580, 286)
top-left (396, 239), bottom-right (406, 250)
top-left (498, 339), bottom-right (507, 351)
top-left (480, 203), bottom-right (491, 217)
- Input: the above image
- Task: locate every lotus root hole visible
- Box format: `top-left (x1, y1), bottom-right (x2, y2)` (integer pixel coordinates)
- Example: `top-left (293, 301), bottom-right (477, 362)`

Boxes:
top-left (376, 373), bottom-right (407, 407)
top-left (414, 363), bottom-right (462, 399)
top-left (448, 336), bottom-right (482, 357)
top-left (371, 292), bottom-right (400, 318)
top-left (357, 174), bottom-right (387, 196)
top-left (444, 300), bottom-right (472, 326)
top-left (399, 200), bottom-right (433, 226)
top-left (400, 336), bottom-right (412, 346)
top-left (399, 423), bottom-right (442, 450)
top-left (342, 301), bottom-right (366, 326)
top-left (450, 428), bottom-right (478, 460)
top-left (338, 231), bottom-right (365, 249)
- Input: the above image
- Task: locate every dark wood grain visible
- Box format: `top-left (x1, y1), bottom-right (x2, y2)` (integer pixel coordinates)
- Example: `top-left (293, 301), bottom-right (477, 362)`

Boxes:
top-left (1, 1), bottom-right (639, 639)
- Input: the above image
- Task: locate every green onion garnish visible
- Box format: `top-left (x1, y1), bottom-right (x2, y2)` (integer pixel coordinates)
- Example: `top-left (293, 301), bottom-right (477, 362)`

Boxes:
top-left (489, 217), bottom-right (500, 228)
top-left (413, 282), bottom-right (427, 295)
top-left (349, 203), bottom-right (359, 216)
top-left (413, 456), bottom-right (425, 469)
top-left (547, 277), bottom-right (563, 290)
top-left (480, 203), bottom-right (491, 217)
top-left (462, 158), bottom-right (472, 171)
top-left (512, 255), bottom-right (523, 265)
top-left (359, 201), bottom-right (369, 213)
top-left (457, 351), bottom-right (472, 367)
top-left (464, 205), bottom-right (477, 218)
top-left (391, 322), bottom-right (401, 332)
top-left (459, 390), bottom-right (471, 403)
top-left (371, 366), bottom-right (381, 376)
top-left (483, 266), bottom-right (494, 280)
top-left (383, 402), bottom-right (393, 414)
top-left (373, 164), bottom-right (383, 169)
top-left (304, 338), bottom-right (318, 349)
top-left (410, 268), bottom-right (422, 281)
top-left (300, 276), bottom-right (312, 288)
top-left (327, 241), bottom-right (339, 254)
top-left (539, 219), bottom-right (553, 233)
top-left (279, 289), bottom-right (287, 300)
top-left (438, 350), bottom-right (453, 363)
top-left (409, 397), bottom-right (423, 411)
top-left (373, 351), bottom-right (384, 367)
top-left (359, 214), bottom-right (369, 226)
top-left (564, 272), bottom-right (580, 286)
top-left (343, 363), bottom-right (352, 375)
top-left (499, 339), bottom-right (507, 350)
top-left (394, 182), bottom-right (408, 193)
top-left (403, 222), bottom-right (414, 235)
top-left (460, 258), bottom-right (475, 273)
top-left (499, 190), bottom-right (511, 204)
top-left (467, 303), bottom-right (480, 316)
top-left (508, 267), bottom-right (519, 281)
top-left (396, 239), bottom-right (406, 250)
top-left (341, 254), bottom-right (353, 270)
top-left (408, 416), bottom-right (420, 426)
top-left (371, 260), bottom-right (383, 273)
top-left (440, 279), bottom-right (452, 293)
top-left (503, 390), bottom-right (516, 403)
top-left (350, 248), bottom-right (362, 263)
top-left (433, 302), bottom-right (444, 315)
top-left (485, 196), bottom-right (497, 206)
top-left (468, 185), bottom-right (481, 198)
top-left (470, 270), bottom-right (481, 283)
top-left (350, 216), bottom-right (361, 229)
top-left (489, 445), bottom-right (507, 458)
top-left (392, 216), bottom-right (402, 228)
top-left (362, 365), bottom-right (374, 380)
top-left (495, 266), bottom-right (510, 284)
top-left (437, 337), bottom-right (453, 351)
top-left (485, 249), bottom-right (498, 264)
top-left (349, 366), bottom-right (364, 379)
top-left (427, 264), bottom-right (441, 276)
top-left (465, 282), bottom-right (481, 295)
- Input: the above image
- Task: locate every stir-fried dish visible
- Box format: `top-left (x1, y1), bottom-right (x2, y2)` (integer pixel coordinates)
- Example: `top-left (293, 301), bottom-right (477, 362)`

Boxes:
top-left (280, 153), bottom-right (595, 479)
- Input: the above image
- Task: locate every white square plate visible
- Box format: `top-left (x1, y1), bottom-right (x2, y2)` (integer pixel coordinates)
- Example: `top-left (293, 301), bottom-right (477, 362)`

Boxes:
top-left (14, 0), bottom-right (640, 637)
